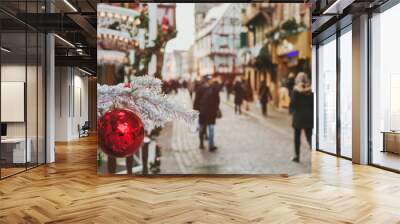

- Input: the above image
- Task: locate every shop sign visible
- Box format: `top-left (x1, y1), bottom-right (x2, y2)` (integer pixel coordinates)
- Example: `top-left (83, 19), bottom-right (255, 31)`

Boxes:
top-left (287, 50), bottom-right (299, 58)
top-left (157, 5), bottom-right (176, 29)
top-left (277, 39), bottom-right (294, 56)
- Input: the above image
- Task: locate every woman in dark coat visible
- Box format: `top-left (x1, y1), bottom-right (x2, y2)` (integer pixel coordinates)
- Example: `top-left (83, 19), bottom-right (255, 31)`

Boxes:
top-left (199, 81), bottom-right (220, 127)
top-left (290, 72), bottom-right (313, 162)
top-left (233, 80), bottom-right (245, 115)
top-left (195, 76), bottom-right (220, 151)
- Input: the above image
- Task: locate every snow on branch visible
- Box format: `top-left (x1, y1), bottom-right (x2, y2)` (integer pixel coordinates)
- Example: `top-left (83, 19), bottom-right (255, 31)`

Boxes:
top-left (98, 75), bottom-right (198, 131)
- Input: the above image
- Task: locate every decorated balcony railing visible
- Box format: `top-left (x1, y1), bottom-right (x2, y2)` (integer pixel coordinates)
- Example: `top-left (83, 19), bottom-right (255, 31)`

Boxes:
top-left (97, 50), bottom-right (126, 65)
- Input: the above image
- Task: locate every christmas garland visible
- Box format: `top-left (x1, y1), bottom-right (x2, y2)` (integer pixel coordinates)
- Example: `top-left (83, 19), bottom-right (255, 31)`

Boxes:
top-left (97, 28), bottom-right (140, 51)
top-left (266, 18), bottom-right (307, 43)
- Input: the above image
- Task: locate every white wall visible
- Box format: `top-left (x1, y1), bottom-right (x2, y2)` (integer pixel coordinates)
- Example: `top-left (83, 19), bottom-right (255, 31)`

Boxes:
top-left (55, 66), bottom-right (68, 141)
top-left (1, 65), bottom-right (26, 140)
top-left (1, 65), bottom-right (34, 137)
top-left (54, 67), bottom-right (89, 141)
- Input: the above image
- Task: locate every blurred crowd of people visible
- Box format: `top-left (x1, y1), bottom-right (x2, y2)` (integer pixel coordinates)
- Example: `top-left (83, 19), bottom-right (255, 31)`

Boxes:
top-left (165, 71), bottom-right (313, 163)
top-left (227, 78), bottom-right (272, 117)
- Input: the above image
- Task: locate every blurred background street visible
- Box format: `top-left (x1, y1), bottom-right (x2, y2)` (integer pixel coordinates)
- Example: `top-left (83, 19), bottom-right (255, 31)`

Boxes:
top-left (158, 90), bottom-right (311, 175)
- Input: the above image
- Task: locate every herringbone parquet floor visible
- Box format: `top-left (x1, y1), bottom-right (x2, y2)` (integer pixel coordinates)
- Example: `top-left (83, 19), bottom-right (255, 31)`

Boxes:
top-left (1, 135), bottom-right (400, 223)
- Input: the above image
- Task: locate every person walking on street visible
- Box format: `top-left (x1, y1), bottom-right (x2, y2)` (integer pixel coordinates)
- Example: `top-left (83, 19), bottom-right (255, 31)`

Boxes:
top-left (188, 79), bottom-right (195, 100)
top-left (287, 73), bottom-right (295, 97)
top-left (290, 72), bottom-right (313, 162)
top-left (225, 81), bottom-right (233, 101)
top-left (194, 75), bottom-right (220, 151)
top-left (258, 81), bottom-right (272, 116)
top-left (233, 80), bottom-right (245, 115)
top-left (204, 78), bottom-right (221, 151)
top-left (193, 77), bottom-right (208, 149)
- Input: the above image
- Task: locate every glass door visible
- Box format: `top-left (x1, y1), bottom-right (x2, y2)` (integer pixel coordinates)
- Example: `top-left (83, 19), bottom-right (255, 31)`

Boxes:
top-left (0, 0), bottom-right (47, 179)
top-left (1, 31), bottom-right (28, 178)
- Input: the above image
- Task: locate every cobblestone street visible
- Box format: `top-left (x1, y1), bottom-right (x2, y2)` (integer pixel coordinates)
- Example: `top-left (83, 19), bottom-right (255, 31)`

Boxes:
top-left (158, 90), bottom-right (311, 175)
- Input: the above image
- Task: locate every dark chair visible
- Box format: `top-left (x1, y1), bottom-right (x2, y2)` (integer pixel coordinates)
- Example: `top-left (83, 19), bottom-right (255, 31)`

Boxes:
top-left (79, 121), bottom-right (90, 138)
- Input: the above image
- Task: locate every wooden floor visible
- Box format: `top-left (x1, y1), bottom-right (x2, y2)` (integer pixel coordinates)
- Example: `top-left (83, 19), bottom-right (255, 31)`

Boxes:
top-left (1, 136), bottom-right (400, 223)
top-left (1, 167), bottom-right (26, 178)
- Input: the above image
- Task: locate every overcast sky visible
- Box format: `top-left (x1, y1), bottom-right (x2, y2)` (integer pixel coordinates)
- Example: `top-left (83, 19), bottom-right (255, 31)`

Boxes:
top-left (165, 3), bottom-right (195, 53)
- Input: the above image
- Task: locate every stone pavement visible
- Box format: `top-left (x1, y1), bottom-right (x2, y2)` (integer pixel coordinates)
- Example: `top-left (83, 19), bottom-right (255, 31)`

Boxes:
top-left (157, 90), bottom-right (311, 175)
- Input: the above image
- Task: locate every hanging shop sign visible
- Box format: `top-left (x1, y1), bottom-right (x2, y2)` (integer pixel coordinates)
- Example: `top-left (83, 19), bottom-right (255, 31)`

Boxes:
top-left (156, 4), bottom-right (176, 32)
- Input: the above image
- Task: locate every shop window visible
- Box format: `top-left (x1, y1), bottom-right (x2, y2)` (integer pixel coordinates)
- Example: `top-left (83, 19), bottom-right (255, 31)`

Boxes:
top-left (371, 4), bottom-right (400, 171)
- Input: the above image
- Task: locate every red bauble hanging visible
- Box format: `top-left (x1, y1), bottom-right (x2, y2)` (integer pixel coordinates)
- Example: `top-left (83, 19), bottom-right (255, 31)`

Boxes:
top-left (98, 108), bottom-right (145, 158)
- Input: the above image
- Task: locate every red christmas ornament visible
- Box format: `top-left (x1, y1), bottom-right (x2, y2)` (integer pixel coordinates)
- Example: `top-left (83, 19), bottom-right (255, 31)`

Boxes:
top-left (98, 108), bottom-right (145, 158)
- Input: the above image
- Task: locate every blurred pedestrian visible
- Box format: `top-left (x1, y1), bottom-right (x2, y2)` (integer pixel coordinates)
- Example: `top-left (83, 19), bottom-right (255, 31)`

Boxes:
top-left (233, 79), bottom-right (245, 115)
top-left (188, 80), bottom-right (195, 100)
top-left (225, 81), bottom-right (233, 101)
top-left (258, 80), bottom-right (272, 116)
top-left (194, 79), bottom-right (201, 93)
top-left (287, 72), bottom-right (295, 96)
top-left (287, 72), bottom-right (295, 114)
top-left (182, 80), bottom-right (188, 89)
top-left (290, 72), bottom-right (313, 162)
top-left (194, 75), bottom-right (220, 151)
top-left (193, 77), bottom-right (208, 149)
top-left (243, 79), bottom-right (253, 111)
top-left (170, 79), bottom-right (178, 94)
top-left (162, 80), bottom-right (171, 94)
top-left (193, 79), bottom-right (206, 112)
